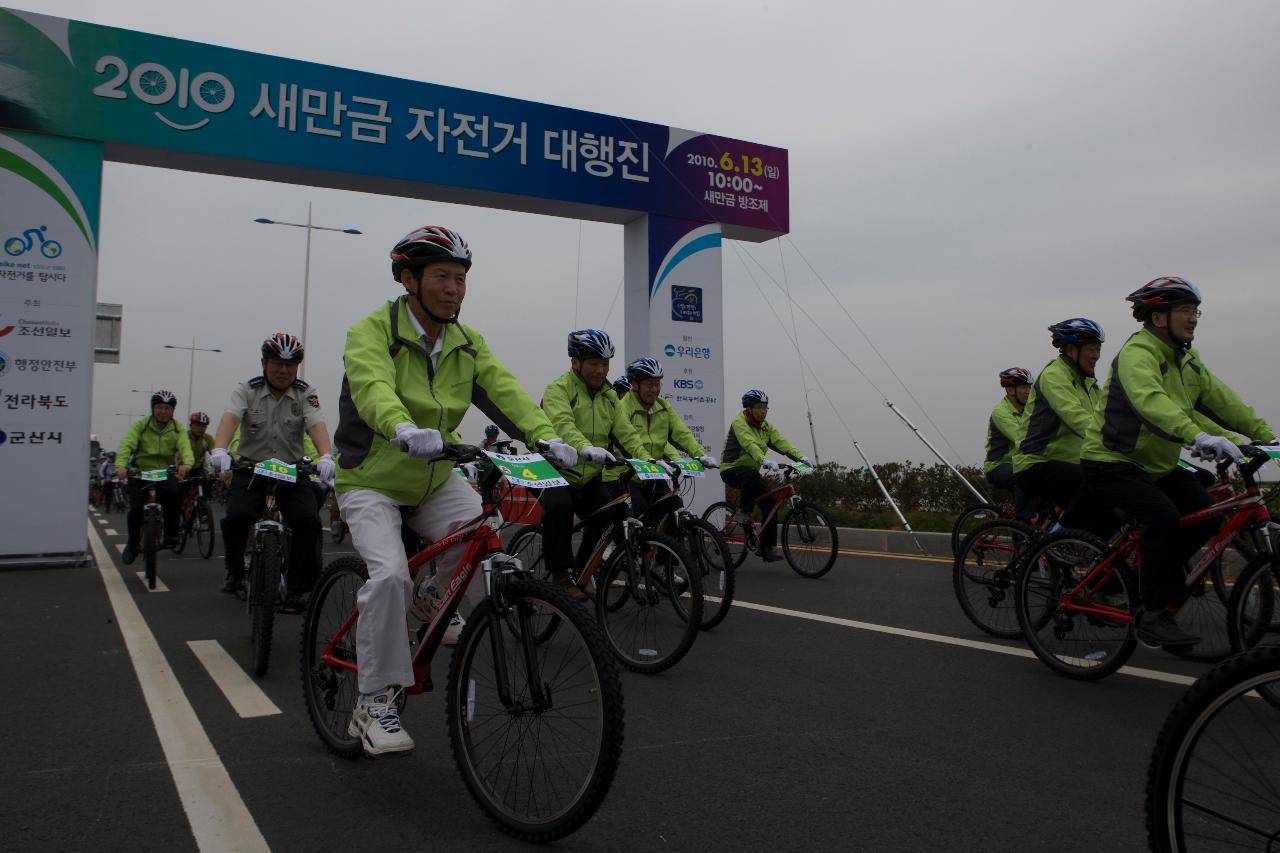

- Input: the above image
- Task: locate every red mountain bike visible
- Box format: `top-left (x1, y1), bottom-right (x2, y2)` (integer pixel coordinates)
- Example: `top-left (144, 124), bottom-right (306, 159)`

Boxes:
top-left (301, 442), bottom-right (624, 842)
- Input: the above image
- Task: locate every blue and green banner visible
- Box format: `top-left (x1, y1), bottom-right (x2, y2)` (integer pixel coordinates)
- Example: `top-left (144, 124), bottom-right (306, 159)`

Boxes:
top-left (0, 8), bottom-right (788, 238)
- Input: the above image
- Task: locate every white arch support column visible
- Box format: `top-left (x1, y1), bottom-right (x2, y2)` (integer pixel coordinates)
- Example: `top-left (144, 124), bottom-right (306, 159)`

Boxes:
top-left (624, 215), bottom-right (724, 507)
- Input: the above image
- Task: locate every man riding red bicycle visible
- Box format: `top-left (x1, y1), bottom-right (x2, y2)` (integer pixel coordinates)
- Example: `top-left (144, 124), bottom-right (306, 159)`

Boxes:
top-left (1080, 276), bottom-right (1276, 647)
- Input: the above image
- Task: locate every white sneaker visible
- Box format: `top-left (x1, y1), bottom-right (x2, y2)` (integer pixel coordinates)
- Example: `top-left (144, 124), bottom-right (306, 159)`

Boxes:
top-left (443, 612), bottom-right (465, 647)
top-left (348, 686), bottom-right (414, 756)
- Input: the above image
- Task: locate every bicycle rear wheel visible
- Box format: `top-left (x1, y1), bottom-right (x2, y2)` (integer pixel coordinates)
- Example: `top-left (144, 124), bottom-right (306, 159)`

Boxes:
top-left (951, 502), bottom-right (1001, 557)
top-left (142, 508), bottom-right (160, 590)
top-left (1145, 645), bottom-right (1280, 853)
top-left (953, 518), bottom-right (1034, 639)
top-left (596, 531), bottom-right (702, 673)
top-left (1015, 530), bottom-right (1137, 681)
top-left (782, 501), bottom-right (838, 578)
top-left (249, 533), bottom-right (281, 677)
top-left (701, 502), bottom-right (750, 569)
top-left (196, 501), bottom-right (215, 559)
top-left (1227, 553), bottom-right (1280, 652)
top-left (681, 517), bottom-right (735, 630)
top-left (301, 556), bottom-right (367, 758)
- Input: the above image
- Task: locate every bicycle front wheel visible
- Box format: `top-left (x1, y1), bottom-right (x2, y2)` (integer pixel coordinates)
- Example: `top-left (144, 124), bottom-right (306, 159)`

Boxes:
top-left (447, 578), bottom-right (624, 842)
top-left (301, 556), bottom-right (367, 758)
top-left (173, 511), bottom-right (189, 555)
top-left (953, 518), bottom-right (1035, 639)
top-left (249, 533), bottom-right (281, 677)
top-left (681, 517), bottom-right (735, 630)
top-left (142, 508), bottom-right (160, 590)
top-left (196, 501), bottom-right (215, 559)
top-left (701, 502), bottom-right (750, 569)
top-left (951, 502), bottom-right (1001, 557)
top-left (596, 531), bottom-right (702, 673)
top-left (1015, 530), bottom-right (1137, 681)
top-left (1146, 645), bottom-right (1280, 853)
top-left (782, 501), bottom-right (839, 579)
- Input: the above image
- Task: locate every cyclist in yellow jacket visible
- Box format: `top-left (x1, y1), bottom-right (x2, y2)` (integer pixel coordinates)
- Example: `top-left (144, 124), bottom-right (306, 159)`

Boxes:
top-left (332, 226), bottom-right (576, 757)
top-left (720, 389), bottom-right (810, 561)
top-left (984, 367), bottom-right (1033, 519)
top-left (115, 390), bottom-right (193, 564)
top-left (1081, 277), bottom-right (1276, 646)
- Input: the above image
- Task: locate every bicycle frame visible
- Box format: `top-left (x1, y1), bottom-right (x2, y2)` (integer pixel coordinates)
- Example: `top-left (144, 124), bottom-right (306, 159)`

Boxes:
top-left (1053, 456), bottom-right (1274, 624)
top-left (738, 469), bottom-right (803, 540)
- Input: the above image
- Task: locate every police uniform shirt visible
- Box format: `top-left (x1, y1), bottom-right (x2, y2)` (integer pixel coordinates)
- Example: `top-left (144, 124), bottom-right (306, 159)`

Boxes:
top-left (226, 376), bottom-right (326, 463)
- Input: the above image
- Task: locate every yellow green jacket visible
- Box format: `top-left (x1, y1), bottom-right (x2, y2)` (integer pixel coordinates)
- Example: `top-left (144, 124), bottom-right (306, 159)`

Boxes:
top-left (542, 369), bottom-right (646, 487)
top-left (1082, 328), bottom-right (1275, 476)
top-left (117, 417), bottom-right (194, 472)
top-left (720, 412), bottom-right (802, 474)
top-left (984, 398), bottom-right (1026, 474)
top-left (335, 297), bottom-right (557, 505)
top-left (1013, 356), bottom-right (1101, 472)
top-left (604, 394), bottom-right (706, 483)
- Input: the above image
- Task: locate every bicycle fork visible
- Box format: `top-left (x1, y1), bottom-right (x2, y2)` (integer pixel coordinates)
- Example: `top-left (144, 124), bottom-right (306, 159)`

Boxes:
top-left (483, 555), bottom-right (552, 714)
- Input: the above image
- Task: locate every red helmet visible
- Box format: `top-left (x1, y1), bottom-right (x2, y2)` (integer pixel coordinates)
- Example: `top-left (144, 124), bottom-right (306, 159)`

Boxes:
top-left (189, 411), bottom-right (210, 425)
top-left (999, 367), bottom-right (1032, 387)
top-left (1126, 276), bottom-right (1201, 320)
top-left (390, 226), bottom-right (472, 280)
top-left (262, 332), bottom-right (304, 363)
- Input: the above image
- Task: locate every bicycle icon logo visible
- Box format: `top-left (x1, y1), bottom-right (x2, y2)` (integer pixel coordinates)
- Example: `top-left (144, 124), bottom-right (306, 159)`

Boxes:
top-left (4, 226), bottom-right (62, 259)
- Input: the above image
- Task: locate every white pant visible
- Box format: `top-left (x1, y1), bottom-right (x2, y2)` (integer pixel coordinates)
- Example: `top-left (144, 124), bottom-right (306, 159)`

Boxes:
top-left (339, 475), bottom-right (484, 695)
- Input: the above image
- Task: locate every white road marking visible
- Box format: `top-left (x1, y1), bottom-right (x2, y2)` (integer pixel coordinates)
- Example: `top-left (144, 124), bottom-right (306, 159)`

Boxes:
top-left (135, 572), bottom-right (170, 592)
top-left (88, 522), bottom-right (270, 853)
top-left (96, 517), bottom-right (108, 524)
top-left (104, 528), bottom-right (118, 536)
top-left (187, 641), bottom-right (282, 718)
top-left (115, 543), bottom-right (124, 554)
top-left (730, 598), bottom-right (1197, 688)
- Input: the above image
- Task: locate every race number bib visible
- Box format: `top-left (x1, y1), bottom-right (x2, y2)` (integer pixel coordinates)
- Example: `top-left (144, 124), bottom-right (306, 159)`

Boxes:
top-left (253, 458), bottom-right (298, 483)
top-left (140, 468), bottom-right (168, 482)
top-left (627, 459), bottom-right (670, 482)
top-left (483, 451), bottom-right (569, 488)
top-left (671, 458), bottom-right (706, 478)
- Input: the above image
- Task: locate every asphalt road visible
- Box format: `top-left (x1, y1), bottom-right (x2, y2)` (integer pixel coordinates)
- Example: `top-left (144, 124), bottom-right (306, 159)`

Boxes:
top-left (0, 503), bottom-right (1212, 852)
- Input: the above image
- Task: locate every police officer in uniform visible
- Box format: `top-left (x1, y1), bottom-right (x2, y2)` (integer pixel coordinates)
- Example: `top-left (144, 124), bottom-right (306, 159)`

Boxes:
top-left (210, 333), bottom-right (336, 609)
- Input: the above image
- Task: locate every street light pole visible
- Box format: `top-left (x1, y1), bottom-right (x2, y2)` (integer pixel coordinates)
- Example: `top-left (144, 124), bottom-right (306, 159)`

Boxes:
top-left (254, 205), bottom-right (362, 381)
top-left (162, 340), bottom-right (222, 418)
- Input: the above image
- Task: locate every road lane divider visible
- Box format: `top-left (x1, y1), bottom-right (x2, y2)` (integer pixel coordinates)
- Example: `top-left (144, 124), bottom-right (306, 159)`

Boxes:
top-left (88, 521), bottom-right (271, 853)
top-left (188, 641), bottom-right (282, 718)
top-left (136, 572), bottom-right (170, 592)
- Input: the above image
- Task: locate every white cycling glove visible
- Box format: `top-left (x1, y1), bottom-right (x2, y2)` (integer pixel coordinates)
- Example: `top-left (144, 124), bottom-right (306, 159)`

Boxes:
top-left (698, 455), bottom-right (719, 468)
top-left (1192, 432), bottom-right (1242, 464)
top-left (210, 447), bottom-right (232, 474)
top-left (394, 422), bottom-right (443, 459)
top-left (582, 446), bottom-right (617, 465)
top-left (761, 459), bottom-right (781, 470)
top-left (542, 439), bottom-right (579, 469)
top-left (655, 459), bottom-right (678, 477)
top-left (316, 454), bottom-right (336, 485)
top-left (461, 462), bottom-right (479, 481)
top-left (800, 456), bottom-right (814, 467)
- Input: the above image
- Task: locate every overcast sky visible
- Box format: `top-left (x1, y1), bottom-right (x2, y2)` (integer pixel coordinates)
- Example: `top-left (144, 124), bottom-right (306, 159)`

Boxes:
top-left (36, 0), bottom-right (1280, 474)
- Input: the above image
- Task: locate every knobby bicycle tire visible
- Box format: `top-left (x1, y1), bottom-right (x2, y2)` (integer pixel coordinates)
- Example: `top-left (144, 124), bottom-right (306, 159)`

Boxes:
top-left (596, 530), bottom-right (702, 674)
top-left (142, 508), bottom-right (161, 590)
top-left (250, 532), bottom-right (282, 677)
top-left (950, 502), bottom-right (1001, 558)
top-left (681, 517), bottom-right (735, 630)
top-left (173, 508), bottom-right (190, 555)
top-left (782, 501), bottom-right (839, 579)
top-left (447, 578), bottom-right (624, 842)
top-left (1145, 645), bottom-right (1280, 853)
top-left (301, 556), bottom-right (368, 758)
top-left (1015, 529), bottom-right (1137, 681)
top-left (701, 501), bottom-right (750, 569)
top-left (196, 501), bottom-right (215, 559)
top-left (953, 518), bottom-right (1036, 639)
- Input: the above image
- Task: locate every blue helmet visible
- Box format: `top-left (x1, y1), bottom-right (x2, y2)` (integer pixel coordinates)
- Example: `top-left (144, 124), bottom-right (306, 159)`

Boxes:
top-left (611, 374), bottom-right (631, 392)
top-left (484, 424), bottom-right (499, 438)
top-left (1048, 318), bottom-right (1105, 348)
top-left (567, 328), bottom-right (615, 359)
top-left (741, 389), bottom-right (769, 408)
top-left (626, 357), bottom-right (663, 381)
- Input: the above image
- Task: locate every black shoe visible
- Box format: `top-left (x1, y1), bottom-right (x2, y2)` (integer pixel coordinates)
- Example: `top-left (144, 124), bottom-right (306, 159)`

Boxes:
top-left (162, 536), bottom-right (179, 550)
top-left (280, 591), bottom-right (309, 614)
top-left (220, 575), bottom-right (243, 596)
top-left (122, 544), bottom-right (138, 565)
top-left (556, 573), bottom-right (589, 602)
top-left (760, 548), bottom-right (781, 563)
top-left (1136, 611), bottom-right (1199, 648)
